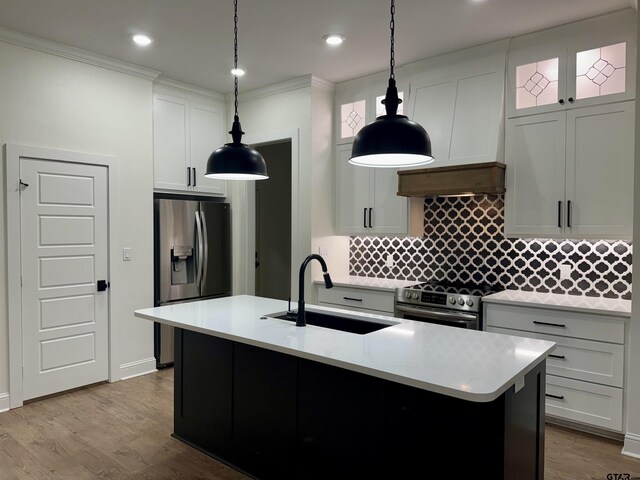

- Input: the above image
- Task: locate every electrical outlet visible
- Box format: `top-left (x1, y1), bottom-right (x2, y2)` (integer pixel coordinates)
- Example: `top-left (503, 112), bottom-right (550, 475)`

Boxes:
top-left (559, 263), bottom-right (572, 280)
top-left (385, 254), bottom-right (394, 268)
top-left (318, 246), bottom-right (328, 257)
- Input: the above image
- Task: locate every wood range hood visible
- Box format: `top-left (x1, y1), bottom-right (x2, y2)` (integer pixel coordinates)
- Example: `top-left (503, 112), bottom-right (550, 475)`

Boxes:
top-left (397, 162), bottom-right (506, 197)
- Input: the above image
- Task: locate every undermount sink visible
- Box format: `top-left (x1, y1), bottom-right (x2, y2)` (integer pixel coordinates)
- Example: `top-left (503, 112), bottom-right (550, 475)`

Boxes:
top-left (266, 310), bottom-right (398, 335)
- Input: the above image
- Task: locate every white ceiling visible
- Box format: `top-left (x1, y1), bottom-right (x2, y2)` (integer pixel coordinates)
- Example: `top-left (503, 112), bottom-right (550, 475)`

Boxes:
top-left (0, 0), bottom-right (633, 93)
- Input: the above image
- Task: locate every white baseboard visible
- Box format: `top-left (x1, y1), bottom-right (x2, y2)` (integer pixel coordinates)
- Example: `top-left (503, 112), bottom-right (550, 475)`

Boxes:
top-left (623, 433), bottom-right (640, 459)
top-left (0, 393), bottom-right (10, 413)
top-left (119, 357), bottom-right (157, 381)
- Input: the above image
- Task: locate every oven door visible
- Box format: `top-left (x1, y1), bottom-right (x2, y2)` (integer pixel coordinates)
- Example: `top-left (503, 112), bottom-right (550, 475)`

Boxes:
top-left (394, 303), bottom-right (480, 330)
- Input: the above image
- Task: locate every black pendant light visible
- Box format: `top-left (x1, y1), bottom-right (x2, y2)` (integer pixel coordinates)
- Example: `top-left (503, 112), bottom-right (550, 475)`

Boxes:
top-left (350, 0), bottom-right (433, 168)
top-left (205, 0), bottom-right (268, 180)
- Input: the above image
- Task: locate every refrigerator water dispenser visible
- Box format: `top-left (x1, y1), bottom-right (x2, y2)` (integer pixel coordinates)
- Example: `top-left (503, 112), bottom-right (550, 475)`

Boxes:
top-left (171, 246), bottom-right (194, 285)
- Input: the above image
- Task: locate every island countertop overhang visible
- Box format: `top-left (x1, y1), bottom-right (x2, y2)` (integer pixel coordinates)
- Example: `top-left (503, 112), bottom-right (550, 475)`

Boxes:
top-left (134, 295), bottom-right (555, 402)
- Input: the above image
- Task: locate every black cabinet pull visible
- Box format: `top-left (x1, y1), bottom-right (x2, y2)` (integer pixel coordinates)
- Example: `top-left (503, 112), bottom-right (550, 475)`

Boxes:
top-left (557, 201), bottom-right (562, 228)
top-left (363, 208), bottom-right (367, 228)
top-left (568, 97), bottom-right (575, 103)
top-left (368, 208), bottom-right (373, 228)
top-left (187, 167), bottom-right (191, 186)
top-left (343, 297), bottom-right (363, 302)
top-left (545, 393), bottom-right (565, 400)
top-left (97, 280), bottom-right (110, 292)
top-left (193, 167), bottom-right (197, 187)
top-left (559, 98), bottom-right (565, 105)
top-left (533, 320), bottom-right (566, 328)
top-left (549, 354), bottom-right (566, 360)
top-left (567, 200), bottom-right (572, 228)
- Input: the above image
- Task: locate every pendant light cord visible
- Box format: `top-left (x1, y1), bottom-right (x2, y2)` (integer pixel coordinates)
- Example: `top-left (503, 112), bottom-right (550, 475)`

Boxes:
top-left (233, 0), bottom-right (239, 119)
top-left (389, 0), bottom-right (395, 79)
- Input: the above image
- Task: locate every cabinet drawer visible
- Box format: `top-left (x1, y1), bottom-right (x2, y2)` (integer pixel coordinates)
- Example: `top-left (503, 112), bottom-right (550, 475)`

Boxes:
top-left (545, 375), bottom-right (623, 432)
top-left (317, 286), bottom-right (394, 313)
top-left (488, 327), bottom-right (624, 387)
top-left (484, 303), bottom-right (624, 344)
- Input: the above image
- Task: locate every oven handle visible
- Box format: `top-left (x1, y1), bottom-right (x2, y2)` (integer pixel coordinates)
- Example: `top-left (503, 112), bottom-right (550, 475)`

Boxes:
top-left (394, 304), bottom-right (478, 322)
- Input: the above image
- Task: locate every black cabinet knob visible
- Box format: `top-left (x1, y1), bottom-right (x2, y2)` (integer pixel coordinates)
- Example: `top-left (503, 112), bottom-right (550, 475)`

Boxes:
top-left (558, 99), bottom-right (565, 105)
top-left (568, 97), bottom-right (575, 103)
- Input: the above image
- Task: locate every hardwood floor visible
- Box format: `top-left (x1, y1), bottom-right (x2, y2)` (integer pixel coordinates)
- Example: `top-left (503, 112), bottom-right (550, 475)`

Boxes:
top-left (0, 369), bottom-right (638, 479)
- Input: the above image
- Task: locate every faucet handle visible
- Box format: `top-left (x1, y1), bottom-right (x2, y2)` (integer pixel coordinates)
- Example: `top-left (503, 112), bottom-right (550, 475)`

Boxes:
top-left (323, 272), bottom-right (334, 289)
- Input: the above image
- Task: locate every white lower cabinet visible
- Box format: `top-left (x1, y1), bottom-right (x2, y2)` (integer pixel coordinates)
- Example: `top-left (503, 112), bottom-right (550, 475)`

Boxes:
top-left (316, 284), bottom-right (395, 315)
top-left (485, 302), bottom-right (626, 433)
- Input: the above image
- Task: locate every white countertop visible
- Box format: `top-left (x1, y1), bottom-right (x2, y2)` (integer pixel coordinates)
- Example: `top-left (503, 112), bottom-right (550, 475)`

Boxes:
top-left (483, 290), bottom-right (631, 317)
top-left (313, 275), bottom-right (414, 292)
top-left (135, 295), bottom-right (554, 402)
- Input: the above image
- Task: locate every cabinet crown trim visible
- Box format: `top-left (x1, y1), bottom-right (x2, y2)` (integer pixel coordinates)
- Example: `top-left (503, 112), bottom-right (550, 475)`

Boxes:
top-left (0, 26), bottom-right (161, 81)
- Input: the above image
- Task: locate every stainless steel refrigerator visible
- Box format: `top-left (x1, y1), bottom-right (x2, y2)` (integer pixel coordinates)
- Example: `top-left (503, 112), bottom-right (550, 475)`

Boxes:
top-left (154, 197), bottom-right (231, 367)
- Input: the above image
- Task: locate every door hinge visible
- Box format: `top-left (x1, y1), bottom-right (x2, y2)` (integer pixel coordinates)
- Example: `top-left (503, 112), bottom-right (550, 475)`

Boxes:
top-left (20, 275), bottom-right (23, 287)
top-left (22, 366), bottom-right (24, 378)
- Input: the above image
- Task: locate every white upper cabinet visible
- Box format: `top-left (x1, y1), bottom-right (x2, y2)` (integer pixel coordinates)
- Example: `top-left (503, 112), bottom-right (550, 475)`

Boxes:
top-left (407, 54), bottom-right (505, 167)
top-left (504, 112), bottom-right (567, 237)
top-left (507, 31), bottom-right (636, 118)
top-left (189, 102), bottom-right (226, 195)
top-left (153, 93), bottom-right (190, 191)
top-left (505, 102), bottom-right (634, 239)
top-left (153, 86), bottom-right (226, 196)
top-left (334, 144), bottom-right (408, 235)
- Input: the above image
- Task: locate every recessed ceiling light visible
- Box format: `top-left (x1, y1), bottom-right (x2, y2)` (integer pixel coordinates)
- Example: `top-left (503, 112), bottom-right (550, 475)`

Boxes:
top-left (231, 67), bottom-right (246, 77)
top-left (132, 34), bottom-right (153, 47)
top-left (324, 34), bottom-right (345, 46)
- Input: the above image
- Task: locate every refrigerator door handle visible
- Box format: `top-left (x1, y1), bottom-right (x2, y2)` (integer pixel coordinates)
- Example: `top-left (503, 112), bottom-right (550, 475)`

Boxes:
top-left (201, 208), bottom-right (209, 291)
top-left (195, 211), bottom-right (204, 288)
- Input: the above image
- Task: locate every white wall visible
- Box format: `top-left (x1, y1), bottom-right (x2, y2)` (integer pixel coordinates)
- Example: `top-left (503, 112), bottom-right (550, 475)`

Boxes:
top-left (229, 79), bottom-right (313, 301)
top-left (310, 80), bottom-right (350, 288)
top-left (0, 40), bottom-right (155, 396)
top-left (623, 7), bottom-right (640, 459)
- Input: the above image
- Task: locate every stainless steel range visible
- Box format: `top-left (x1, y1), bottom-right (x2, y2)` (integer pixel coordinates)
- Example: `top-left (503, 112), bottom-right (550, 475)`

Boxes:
top-left (394, 280), bottom-right (503, 330)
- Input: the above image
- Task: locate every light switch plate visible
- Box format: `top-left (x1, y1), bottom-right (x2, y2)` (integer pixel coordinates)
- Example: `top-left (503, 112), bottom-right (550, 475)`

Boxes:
top-left (318, 246), bottom-right (328, 257)
top-left (559, 263), bottom-right (571, 280)
top-left (385, 254), bottom-right (394, 267)
top-left (123, 247), bottom-right (132, 261)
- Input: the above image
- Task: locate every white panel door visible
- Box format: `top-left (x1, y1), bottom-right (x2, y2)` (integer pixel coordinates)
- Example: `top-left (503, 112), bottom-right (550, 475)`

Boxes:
top-left (504, 113), bottom-right (567, 236)
top-left (335, 144), bottom-right (371, 234)
top-left (190, 101), bottom-right (226, 196)
top-left (153, 93), bottom-right (190, 191)
top-left (565, 101), bottom-right (634, 238)
top-left (20, 158), bottom-right (109, 401)
top-left (371, 168), bottom-right (407, 235)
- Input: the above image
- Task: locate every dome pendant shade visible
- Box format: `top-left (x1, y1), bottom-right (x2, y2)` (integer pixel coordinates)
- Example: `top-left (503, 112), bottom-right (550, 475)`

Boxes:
top-left (349, 1), bottom-right (433, 169)
top-left (349, 114), bottom-right (433, 168)
top-left (205, 0), bottom-right (268, 181)
top-left (205, 115), bottom-right (269, 180)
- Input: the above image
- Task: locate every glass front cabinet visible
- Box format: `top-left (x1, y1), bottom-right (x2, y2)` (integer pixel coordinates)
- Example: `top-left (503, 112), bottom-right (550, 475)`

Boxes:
top-left (507, 33), bottom-right (636, 118)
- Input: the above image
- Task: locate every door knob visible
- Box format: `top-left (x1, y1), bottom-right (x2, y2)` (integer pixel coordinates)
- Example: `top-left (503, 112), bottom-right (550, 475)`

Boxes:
top-left (97, 280), bottom-right (110, 292)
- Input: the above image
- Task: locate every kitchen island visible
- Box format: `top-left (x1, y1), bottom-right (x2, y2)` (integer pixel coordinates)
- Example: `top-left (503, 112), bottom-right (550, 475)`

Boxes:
top-left (135, 295), bottom-right (555, 479)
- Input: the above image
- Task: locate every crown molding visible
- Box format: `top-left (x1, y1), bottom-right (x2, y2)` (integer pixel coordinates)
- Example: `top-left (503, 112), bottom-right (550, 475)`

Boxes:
top-left (311, 76), bottom-right (335, 93)
top-left (154, 77), bottom-right (225, 101)
top-left (228, 75), bottom-right (313, 104)
top-left (0, 26), bottom-right (161, 81)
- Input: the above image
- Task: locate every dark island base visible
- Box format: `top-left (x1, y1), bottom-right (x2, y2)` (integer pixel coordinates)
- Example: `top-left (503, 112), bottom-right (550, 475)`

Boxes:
top-left (174, 328), bottom-right (546, 480)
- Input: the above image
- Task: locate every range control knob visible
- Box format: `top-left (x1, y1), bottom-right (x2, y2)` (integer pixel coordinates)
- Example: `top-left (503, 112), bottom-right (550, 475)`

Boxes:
top-left (412, 292), bottom-right (419, 300)
top-left (405, 291), bottom-right (411, 299)
top-left (466, 299), bottom-right (474, 307)
top-left (458, 298), bottom-right (465, 306)
top-left (449, 296), bottom-right (456, 305)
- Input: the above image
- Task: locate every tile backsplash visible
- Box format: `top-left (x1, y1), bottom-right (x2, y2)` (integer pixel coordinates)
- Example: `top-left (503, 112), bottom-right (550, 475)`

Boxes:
top-left (349, 195), bottom-right (632, 299)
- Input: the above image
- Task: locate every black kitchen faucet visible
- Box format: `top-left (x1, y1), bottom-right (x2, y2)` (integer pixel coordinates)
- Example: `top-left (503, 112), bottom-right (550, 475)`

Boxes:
top-left (297, 254), bottom-right (333, 327)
